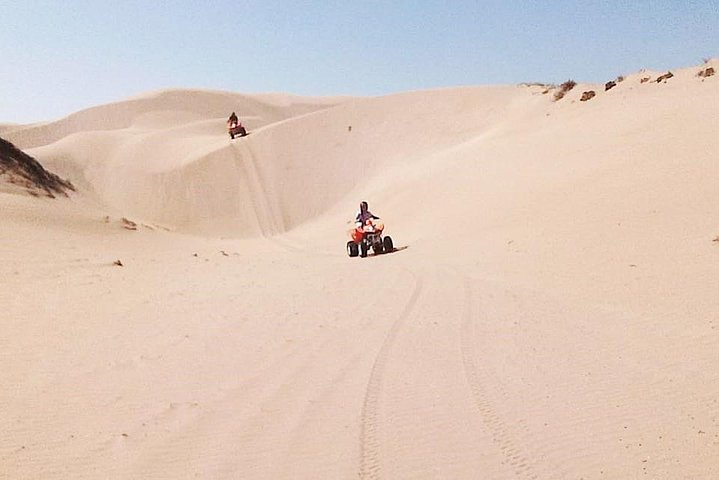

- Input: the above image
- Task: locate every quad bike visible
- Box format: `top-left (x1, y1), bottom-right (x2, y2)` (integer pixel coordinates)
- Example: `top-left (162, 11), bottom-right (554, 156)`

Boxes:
top-left (347, 219), bottom-right (394, 258)
top-left (228, 122), bottom-right (247, 139)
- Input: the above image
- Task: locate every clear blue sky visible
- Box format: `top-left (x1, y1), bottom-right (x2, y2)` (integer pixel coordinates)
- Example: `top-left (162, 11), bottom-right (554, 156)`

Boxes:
top-left (1, 0), bottom-right (717, 123)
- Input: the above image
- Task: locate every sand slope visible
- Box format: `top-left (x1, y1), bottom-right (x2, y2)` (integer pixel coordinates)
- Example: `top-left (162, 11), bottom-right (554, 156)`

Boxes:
top-left (2, 60), bottom-right (719, 479)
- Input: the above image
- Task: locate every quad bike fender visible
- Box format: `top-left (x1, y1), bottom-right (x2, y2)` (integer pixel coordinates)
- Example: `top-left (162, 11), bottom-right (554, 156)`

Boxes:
top-left (350, 227), bottom-right (363, 243)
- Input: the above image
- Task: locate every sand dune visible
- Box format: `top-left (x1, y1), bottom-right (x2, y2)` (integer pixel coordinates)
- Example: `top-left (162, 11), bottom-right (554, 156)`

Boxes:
top-left (0, 124), bottom-right (20, 135)
top-left (2, 59), bottom-right (719, 479)
top-left (4, 88), bottom-right (345, 150)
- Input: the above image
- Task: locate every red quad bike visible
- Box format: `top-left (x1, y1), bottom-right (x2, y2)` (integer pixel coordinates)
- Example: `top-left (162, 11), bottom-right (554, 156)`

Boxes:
top-left (347, 219), bottom-right (394, 258)
top-left (228, 122), bottom-right (247, 139)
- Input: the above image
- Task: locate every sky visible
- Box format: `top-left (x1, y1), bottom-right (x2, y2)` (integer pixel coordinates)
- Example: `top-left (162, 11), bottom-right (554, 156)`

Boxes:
top-left (1, 0), bottom-right (717, 123)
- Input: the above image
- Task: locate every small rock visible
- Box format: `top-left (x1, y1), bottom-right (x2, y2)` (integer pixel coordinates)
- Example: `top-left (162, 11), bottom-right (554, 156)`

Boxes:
top-left (605, 81), bottom-right (617, 91)
top-left (113, 260), bottom-right (123, 267)
top-left (640, 77), bottom-right (651, 84)
top-left (121, 217), bottom-right (137, 230)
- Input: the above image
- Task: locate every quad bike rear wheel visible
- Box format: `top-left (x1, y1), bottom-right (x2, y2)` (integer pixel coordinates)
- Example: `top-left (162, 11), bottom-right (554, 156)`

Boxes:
top-left (374, 241), bottom-right (384, 254)
top-left (383, 236), bottom-right (394, 253)
top-left (360, 242), bottom-right (369, 258)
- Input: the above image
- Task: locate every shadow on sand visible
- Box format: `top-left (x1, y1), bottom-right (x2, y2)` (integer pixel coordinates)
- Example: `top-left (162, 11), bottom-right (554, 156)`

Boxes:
top-left (365, 245), bottom-right (409, 258)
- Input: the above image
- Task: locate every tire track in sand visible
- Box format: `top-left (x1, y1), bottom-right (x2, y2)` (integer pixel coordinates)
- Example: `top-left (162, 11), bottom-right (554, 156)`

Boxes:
top-left (359, 273), bottom-right (424, 480)
top-left (460, 277), bottom-right (539, 480)
top-left (231, 141), bottom-right (285, 236)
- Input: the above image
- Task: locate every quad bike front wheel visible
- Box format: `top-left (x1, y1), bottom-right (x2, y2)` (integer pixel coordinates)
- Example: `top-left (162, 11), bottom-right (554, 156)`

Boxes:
top-left (347, 241), bottom-right (359, 258)
top-left (360, 242), bottom-right (369, 258)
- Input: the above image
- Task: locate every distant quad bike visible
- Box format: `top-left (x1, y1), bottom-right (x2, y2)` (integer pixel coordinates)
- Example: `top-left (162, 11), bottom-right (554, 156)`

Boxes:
top-left (228, 123), bottom-right (247, 139)
top-left (347, 219), bottom-right (394, 258)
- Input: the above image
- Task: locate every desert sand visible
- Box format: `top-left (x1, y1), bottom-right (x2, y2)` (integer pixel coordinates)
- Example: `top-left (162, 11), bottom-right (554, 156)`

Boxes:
top-left (2, 61), bottom-right (719, 479)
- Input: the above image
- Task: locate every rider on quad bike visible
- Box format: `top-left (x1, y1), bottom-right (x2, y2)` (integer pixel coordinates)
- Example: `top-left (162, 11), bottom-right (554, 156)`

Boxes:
top-left (227, 111), bottom-right (247, 139)
top-left (347, 201), bottom-right (394, 258)
top-left (355, 201), bottom-right (379, 228)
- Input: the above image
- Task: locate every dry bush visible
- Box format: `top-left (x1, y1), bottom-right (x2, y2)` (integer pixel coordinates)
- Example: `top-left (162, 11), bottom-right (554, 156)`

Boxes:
top-left (580, 91), bottom-right (596, 101)
top-left (520, 82), bottom-right (554, 88)
top-left (520, 82), bottom-right (556, 95)
top-left (553, 80), bottom-right (577, 101)
top-left (606, 75), bottom-right (625, 91)
top-left (656, 71), bottom-right (674, 83)
top-left (0, 137), bottom-right (74, 197)
top-left (698, 67), bottom-right (715, 78)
